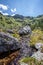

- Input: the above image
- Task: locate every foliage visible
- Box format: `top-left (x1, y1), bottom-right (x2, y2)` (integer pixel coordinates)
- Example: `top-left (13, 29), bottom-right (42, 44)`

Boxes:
top-left (0, 13), bottom-right (22, 30)
top-left (19, 57), bottom-right (43, 65)
top-left (12, 33), bottom-right (20, 40)
top-left (30, 29), bottom-right (43, 46)
top-left (0, 13), bottom-right (43, 31)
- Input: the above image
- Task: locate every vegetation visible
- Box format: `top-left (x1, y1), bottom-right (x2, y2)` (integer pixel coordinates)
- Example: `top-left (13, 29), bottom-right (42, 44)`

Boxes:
top-left (12, 33), bottom-right (20, 40)
top-left (0, 13), bottom-right (22, 30)
top-left (0, 13), bottom-right (43, 65)
top-left (0, 13), bottom-right (43, 31)
top-left (19, 57), bottom-right (43, 65)
top-left (30, 29), bottom-right (43, 46)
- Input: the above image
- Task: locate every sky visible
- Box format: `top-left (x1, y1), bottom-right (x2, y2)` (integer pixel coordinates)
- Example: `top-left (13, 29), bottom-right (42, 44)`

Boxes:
top-left (0, 0), bottom-right (43, 16)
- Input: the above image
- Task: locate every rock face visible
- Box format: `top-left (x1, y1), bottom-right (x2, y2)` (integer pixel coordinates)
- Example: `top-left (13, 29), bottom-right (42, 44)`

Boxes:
top-left (19, 26), bottom-right (32, 36)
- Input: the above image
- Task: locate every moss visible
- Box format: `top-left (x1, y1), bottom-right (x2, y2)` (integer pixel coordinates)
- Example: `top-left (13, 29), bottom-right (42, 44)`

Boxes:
top-left (19, 57), bottom-right (36, 63)
top-left (12, 33), bottom-right (20, 40)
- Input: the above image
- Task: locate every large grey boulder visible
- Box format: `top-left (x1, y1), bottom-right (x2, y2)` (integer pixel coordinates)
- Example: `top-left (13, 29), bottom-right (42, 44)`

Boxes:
top-left (19, 26), bottom-right (32, 35)
top-left (32, 43), bottom-right (43, 61)
top-left (0, 32), bottom-right (20, 53)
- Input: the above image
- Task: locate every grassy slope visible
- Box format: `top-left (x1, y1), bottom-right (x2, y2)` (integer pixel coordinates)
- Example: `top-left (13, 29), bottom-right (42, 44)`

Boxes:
top-left (0, 13), bottom-right (43, 31)
top-left (0, 14), bottom-right (22, 30)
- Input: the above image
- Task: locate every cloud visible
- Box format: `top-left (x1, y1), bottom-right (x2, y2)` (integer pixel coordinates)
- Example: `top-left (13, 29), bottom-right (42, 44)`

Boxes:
top-left (11, 14), bottom-right (15, 16)
top-left (0, 10), bottom-right (2, 13)
top-left (2, 12), bottom-right (9, 15)
top-left (0, 10), bottom-right (9, 15)
top-left (11, 8), bottom-right (16, 13)
top-left (0, 4), bottom-right (8, 10)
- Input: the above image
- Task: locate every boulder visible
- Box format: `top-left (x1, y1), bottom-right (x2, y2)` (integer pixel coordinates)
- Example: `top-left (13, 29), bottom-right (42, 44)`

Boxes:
top-left (18, 26), bottom-right (32, 57)
top-left (31, 50), bottom-right (43, 61)
top-left (0, 32), bottom-right (21, 65)
top-left (19, 26), bottom-right (32, 36)
top-left (0, 32), bottom-right (20, 55)
top-left (32, 43), bottom-right (43, 61)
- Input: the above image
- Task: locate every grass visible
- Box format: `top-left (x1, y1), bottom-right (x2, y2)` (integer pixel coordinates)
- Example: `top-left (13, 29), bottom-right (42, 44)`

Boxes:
top-left (30, 29), bottom-right (43, 46)
top-left (19, 57), bottom-right (43, 65)
top-left (12, 33), bottom-right (20, 40)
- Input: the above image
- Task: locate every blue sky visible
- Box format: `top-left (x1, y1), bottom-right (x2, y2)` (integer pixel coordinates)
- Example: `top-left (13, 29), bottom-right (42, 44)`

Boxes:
top-left (0, 0), bottom-right (43, 16)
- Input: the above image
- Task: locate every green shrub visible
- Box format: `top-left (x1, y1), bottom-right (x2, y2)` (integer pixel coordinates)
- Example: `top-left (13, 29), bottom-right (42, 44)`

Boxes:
top-left (19, 57), bottom-right (43, 65)
top-left (30, 29), bottom-right (43, 46)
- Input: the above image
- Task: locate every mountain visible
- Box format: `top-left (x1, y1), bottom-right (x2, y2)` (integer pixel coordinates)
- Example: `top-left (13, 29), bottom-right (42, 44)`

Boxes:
top-left (13, 14), bottom-right (24, 19)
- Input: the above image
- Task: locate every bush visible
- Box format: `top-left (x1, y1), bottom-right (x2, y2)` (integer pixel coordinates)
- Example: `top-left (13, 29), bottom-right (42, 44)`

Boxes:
top-left (30, 29), bottom-right (43, 46)
top-left (19, 57), bottom-right (43, 65)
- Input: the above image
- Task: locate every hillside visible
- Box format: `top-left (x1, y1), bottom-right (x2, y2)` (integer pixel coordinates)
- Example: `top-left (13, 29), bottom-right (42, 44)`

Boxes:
top-left (0, 13), bottom-right (43, 65)
top-left (0, 13), bottom-right (43, 31)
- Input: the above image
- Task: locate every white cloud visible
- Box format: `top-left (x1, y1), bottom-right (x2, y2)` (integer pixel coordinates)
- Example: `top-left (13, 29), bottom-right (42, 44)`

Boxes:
top-left (11, 8), bottom-right (16, 13)
top-left (11, 14), bottom-right (15, 16)
top-left (0, 4), bottom-right (8, 10)
top-left (0, 10), bottom-right (2, 13)
top-left (0, 10), bottom-right (9, 15)
top-left (2, 13), bottom-right (9, 15)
